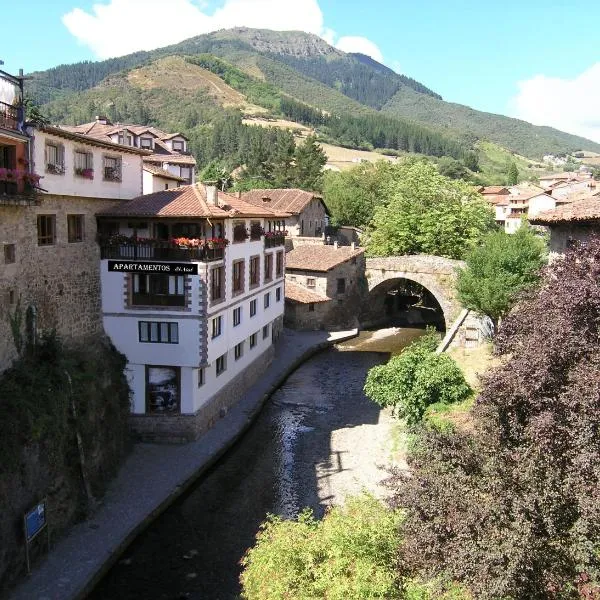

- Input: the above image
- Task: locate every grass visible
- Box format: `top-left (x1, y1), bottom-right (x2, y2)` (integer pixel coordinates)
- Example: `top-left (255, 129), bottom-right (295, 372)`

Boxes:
top-left (476, 141), bottom-right (548, 185)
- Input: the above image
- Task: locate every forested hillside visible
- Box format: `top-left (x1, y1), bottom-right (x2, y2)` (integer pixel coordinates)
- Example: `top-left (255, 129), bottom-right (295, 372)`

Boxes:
top-left (26, 26), bottom-right (600, 167)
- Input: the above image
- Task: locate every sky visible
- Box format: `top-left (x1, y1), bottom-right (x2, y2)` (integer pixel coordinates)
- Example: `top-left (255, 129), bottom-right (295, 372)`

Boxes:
top-left (2, 0), bottom-right (600, 143)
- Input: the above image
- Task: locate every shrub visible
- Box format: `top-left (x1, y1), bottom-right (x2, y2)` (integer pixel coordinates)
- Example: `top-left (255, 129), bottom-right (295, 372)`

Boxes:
top-left (389, 238), bottom-right (600, 598)
top-left (364, 333), bottom-right (472, 425)
top-left (240, 494), bottom-right (404, 599)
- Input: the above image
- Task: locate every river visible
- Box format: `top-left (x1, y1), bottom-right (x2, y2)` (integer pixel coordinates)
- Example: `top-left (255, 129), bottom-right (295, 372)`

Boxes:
top-left (87, 327), bottom-right (424, 600)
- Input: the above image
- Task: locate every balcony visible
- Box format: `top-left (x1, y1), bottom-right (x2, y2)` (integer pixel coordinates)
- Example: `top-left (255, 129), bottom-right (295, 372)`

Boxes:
top-left (264, 234), bottom-right (286, 249)
top-left (99, 239), bottom-right (226, 262)
top-left (0, 100), bottom-right (21, 132)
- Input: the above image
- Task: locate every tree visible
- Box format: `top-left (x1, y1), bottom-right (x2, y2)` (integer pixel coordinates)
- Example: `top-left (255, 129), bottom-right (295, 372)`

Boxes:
top-left (291, 135), bottom-right (327, 191)
top-left (365, 159), bottom-right (496, 259)
top-left (323, 160), bottom-right (397, 227)
top-left (240, 494), bottom-right (404, 599)
top-left (364, 333), bottom-right (471, 426)
top-left (199, 161), bottom-right (232, 190)
top-left (437, 156), bottom-right (469, 180)
top-left (463, 150), bottom-right (480, 172)
top-left (456, 225), bottom-right (546, 333)
top-left (506, 160), bottom-right (519, 185)
top-left (389, 238), bottom-right (600, 598)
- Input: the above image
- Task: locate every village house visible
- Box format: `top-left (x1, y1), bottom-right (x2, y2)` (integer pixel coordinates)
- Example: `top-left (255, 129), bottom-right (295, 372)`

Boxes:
top-left (284, 243), bottom-right (365, 330)
top-left (97, 182), bottom-right (289, 442)
top-left (529, 196), bottom-right (600, 258)
top-left (538, 171), bottom-right (593, 188)
top-left (240, 188), bottom-right (329, 244)
top-left (0, 68), bottom-right (148, 372)
top-left (61, 116), bottom-right (196, 192)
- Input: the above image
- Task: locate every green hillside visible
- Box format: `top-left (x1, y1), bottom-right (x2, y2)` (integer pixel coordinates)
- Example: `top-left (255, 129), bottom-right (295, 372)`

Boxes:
top-left (25, 26), bottom-right (600, 164)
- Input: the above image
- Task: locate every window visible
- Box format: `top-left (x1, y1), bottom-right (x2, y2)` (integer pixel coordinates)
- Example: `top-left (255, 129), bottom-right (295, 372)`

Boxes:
top-left (307, 277), bottom-right (316, 288)
top-left (233, 220), bottom-right (248, 243)
top-left (4, 244), bottom-right (15, 264)
top-left (37, 215), bottom-right (56, 246)
top-left (233, 306), bottom-right (242, 327)
top-left (117, 132), bottom-right (133, 146)
top-left (216, 354), bottom-right (226, 376)
top-left (211, 315), bottom-right (222, 338)
top-left (140, 137), bottom-right (153, 149)
top-left (262, 324), bottom-right (269, 339)
top-left (234, 341), bottom-right (244, 360)
top-left (211, 266), bottom-right (224, 302)
top-left (67, 214), bottom-right (85, 243)
top-left (276, 287), bottom-right (281, 302)
top-left (74, 150), bottom-right (93, 178)
top-left (264, 253), bottom-right (273, 281)
top-left (337, 278), bottom-right (346, 294)
top-left (232, 260), bottom-right (244, 295)
top-left (172, 140), bottom-right (184, 151)
top-left (249, 333), bottom-right (257, 349)
top-left (250, 299), bottom-right (257, 317)
top-left (308, 303), bottom-right (315, 312)
top-left (180, 166), bottom-right (191, 181)
top-left (250, 220), bottom-right (262, 240)
top-left (45, 142), bottom-right (65, 175)
top-left (139, 321), bottom-right (179, 344)
top-left (250, 255), bottom-right (260, 287)
top-left (132, 274), bottom-right (185, 307)
top-left (198, 368), bottom-right (204, 387)
top-left (103, 156), bottom-right (122, 182)
top-left (264, 292), bottom-right (270, 309)
top-left (290, 276), bottom-right (297, 282)
top-left (276, 251), bottom-right (284, 277)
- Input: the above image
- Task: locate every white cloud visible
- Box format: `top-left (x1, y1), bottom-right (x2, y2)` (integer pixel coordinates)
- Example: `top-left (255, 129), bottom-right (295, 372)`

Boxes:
top-left (512, 63), bottom-right (600, 143)
top-left (62, 0), bottom-right (383, 62)
top-left (335, 36), bottom-right (383, 63)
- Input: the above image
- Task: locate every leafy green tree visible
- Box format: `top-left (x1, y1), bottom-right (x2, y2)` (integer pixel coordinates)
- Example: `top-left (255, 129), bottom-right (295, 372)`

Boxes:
top-left (506, 160), bottom-right (519, 185)
top-left (364, 333), bottom-right (471, 425)
top-left (291, 135), bottom-right (327, 191)
top-left (462, 150), bottom-right (480, 172)
top-left (199, 161), bottom-right (232, 190)
top-left (437, 157), bottom-right (468, 180)
top-left (323, 160), bottom-right (397, 227)
top-left (366, 160), bottom-right (495, 259)
top-left (456, 226), bottom-right (546, 333)
top-left (240, 494), bottom-right (404, 599)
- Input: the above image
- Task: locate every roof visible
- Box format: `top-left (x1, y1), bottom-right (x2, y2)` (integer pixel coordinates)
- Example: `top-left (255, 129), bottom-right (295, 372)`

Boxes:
top-left (241, 188), bottom-right (328, 216)
top-left (143, 165), bottom-right (187, 182)
top-left (509, 190), bottom-right (552, 202)
top-left (480, 186), bottom-right (510, 195)
top-left (285, 281), bottom-right (330, 304)
top-left (161, 132), bottom-right (189, 141)
top-left (60, 120), bottom-right (197, 165)
top-left (97, 183), bottom-right (290, 219)
top-left (286, 245), bottom-right (364, 272)
top-left (530, 197), bottom-right (600, 225)
top-left (539, 171), bottom-right (591, 181)
top-left (40, 125), bottom-right (151, 155)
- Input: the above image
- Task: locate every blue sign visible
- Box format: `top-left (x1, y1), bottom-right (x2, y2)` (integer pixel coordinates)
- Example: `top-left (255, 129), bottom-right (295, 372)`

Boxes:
top-left (25, 502), bottom-right (46, 542)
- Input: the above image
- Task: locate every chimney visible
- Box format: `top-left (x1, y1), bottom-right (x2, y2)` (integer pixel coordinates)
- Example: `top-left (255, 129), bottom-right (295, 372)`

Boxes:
top-left (204, 182), bottom-right (218, 206)
top-left (95, 115), bottom-right (111, 125)
top-left (351, 242), bottom-right (356, 251)
top-left (333, 241), bottom-right (339, 250)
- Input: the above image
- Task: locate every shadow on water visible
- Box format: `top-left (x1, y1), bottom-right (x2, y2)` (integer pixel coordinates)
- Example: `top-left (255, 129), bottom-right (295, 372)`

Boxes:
top-left (87, 328), bottom-right (424, 600)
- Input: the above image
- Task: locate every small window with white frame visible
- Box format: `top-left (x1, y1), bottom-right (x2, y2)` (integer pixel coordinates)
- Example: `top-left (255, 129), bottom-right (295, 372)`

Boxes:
top-left (172, 139), bottom-right (185, 152)
top-left (139, 321), bottom-right (179, 344)
top-left (262, 324), bottom-right (269, 339)
top-left (234, 341), bottom-right (244, 361)
top-left (233, 306), bottom-right (242, 327)
top-left (211, 315), bottom-right (222, 338)
top-left (249, 332), bottom-right (257, 348)
top-left (216, 353), bottom-right (226, 375)
top-left (306, 277), bottom-right (316, 288)
top-left (45, 142), bottom-right (65, 175)
top-left (139, 136), bottom-right (154, 150)
top-left (74, 149), bottom-right (93, 179)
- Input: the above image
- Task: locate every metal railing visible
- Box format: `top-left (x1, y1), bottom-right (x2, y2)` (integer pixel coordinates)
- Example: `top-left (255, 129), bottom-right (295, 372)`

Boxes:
top-left (0, 100), bottom-right (21, 132)
top-left (264, 235), bottom-right (285, 248)
top-left (100, 242), bottom-right (225, 262)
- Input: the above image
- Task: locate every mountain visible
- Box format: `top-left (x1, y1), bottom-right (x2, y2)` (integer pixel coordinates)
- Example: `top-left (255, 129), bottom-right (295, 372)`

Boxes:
top-left (26, 27), bottom-right (600, 163)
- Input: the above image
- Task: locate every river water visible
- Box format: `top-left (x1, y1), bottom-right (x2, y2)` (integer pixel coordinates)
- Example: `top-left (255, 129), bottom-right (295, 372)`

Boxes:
top-left (87, 327), bottom-right (424, 600)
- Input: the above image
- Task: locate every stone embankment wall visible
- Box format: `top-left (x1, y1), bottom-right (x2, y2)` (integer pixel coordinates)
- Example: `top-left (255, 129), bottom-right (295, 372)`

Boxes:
top-left (0, 194), bottom-right (119, 372)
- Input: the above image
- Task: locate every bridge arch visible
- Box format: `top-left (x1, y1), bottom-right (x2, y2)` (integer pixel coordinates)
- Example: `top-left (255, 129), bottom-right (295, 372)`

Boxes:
top-left (363, 255), bottom-right (464, 331)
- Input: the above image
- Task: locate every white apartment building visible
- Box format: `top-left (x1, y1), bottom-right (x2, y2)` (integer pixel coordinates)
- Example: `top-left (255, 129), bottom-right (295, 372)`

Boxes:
top-left (96, 183), bottom-right (289, 442)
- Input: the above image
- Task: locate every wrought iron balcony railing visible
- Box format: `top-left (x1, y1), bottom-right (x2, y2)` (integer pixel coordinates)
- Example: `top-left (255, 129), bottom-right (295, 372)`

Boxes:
top-left (100, 241), bottom-right (225, 262)
top-left (0, 100), bottom-right (21, 132)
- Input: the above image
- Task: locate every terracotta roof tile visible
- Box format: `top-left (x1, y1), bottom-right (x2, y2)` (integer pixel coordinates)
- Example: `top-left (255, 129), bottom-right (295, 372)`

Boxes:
top-left (286, 245), bottom-right (364, 272)
top-left (530, 198), bottom-right (600, 224)
top-left (481, 186), bottom-right (510, 195)
top-left (285, 281), bottom-right (330, 304)
top-left (97, 184), bottom-right (291, 219)
top-left (241, 188), bottom-right (326, 215)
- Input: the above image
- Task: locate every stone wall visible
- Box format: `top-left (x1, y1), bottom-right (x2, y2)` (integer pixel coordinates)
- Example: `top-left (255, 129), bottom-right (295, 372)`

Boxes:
top-left (547, 222), bottom-right (600, 259)
top-left (0, 194), bottom-right (118, 372)
top-left (284, 235), bottom-right (324, 252)
top-left (129, 344), bottom-right (275, 443)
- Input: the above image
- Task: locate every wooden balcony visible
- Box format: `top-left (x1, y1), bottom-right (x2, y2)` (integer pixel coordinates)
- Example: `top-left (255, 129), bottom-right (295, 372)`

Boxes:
top-left (100, 241), bottom-right (225, 262)
top-left (0, 100), bottom-right (21, 132)
top-left (264, 234), bottom-right (286, 249)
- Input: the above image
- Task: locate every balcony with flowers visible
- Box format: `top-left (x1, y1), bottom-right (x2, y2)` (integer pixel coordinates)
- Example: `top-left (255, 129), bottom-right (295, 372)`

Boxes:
top-left (99, 234), bottom-right (230, 262)
top-left (264, 229), bottom-right (288, 248)
top-left (0, 166), bottom-right (42, 204)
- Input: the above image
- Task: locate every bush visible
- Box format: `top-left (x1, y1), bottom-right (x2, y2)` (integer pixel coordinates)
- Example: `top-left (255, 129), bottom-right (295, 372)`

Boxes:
top-left (240, 494), bottom-right (404, 599)
top-left (363, 333), bottom-right (472, 425)
top-left (389, 238), bottom-right (600, 598)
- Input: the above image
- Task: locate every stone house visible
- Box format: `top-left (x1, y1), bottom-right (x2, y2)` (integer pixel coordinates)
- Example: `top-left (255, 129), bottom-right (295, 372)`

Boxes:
top-left (284, 243), bottom-right (365, 330)
top-left (529, 196), bottom-right (600, 259)
top-left (240, 188), bottom-right (329, 240)
top-left (0, 96), bottom-right (148, 372)
top-left (97, 183), bottom-right (289, 441)
top-left (61, 116), bottom-right (197, 191)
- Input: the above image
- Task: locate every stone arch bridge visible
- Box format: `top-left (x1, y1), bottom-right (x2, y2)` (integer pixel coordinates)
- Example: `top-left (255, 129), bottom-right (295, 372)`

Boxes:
top-left (363, 255), bottom-right (464, 331)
